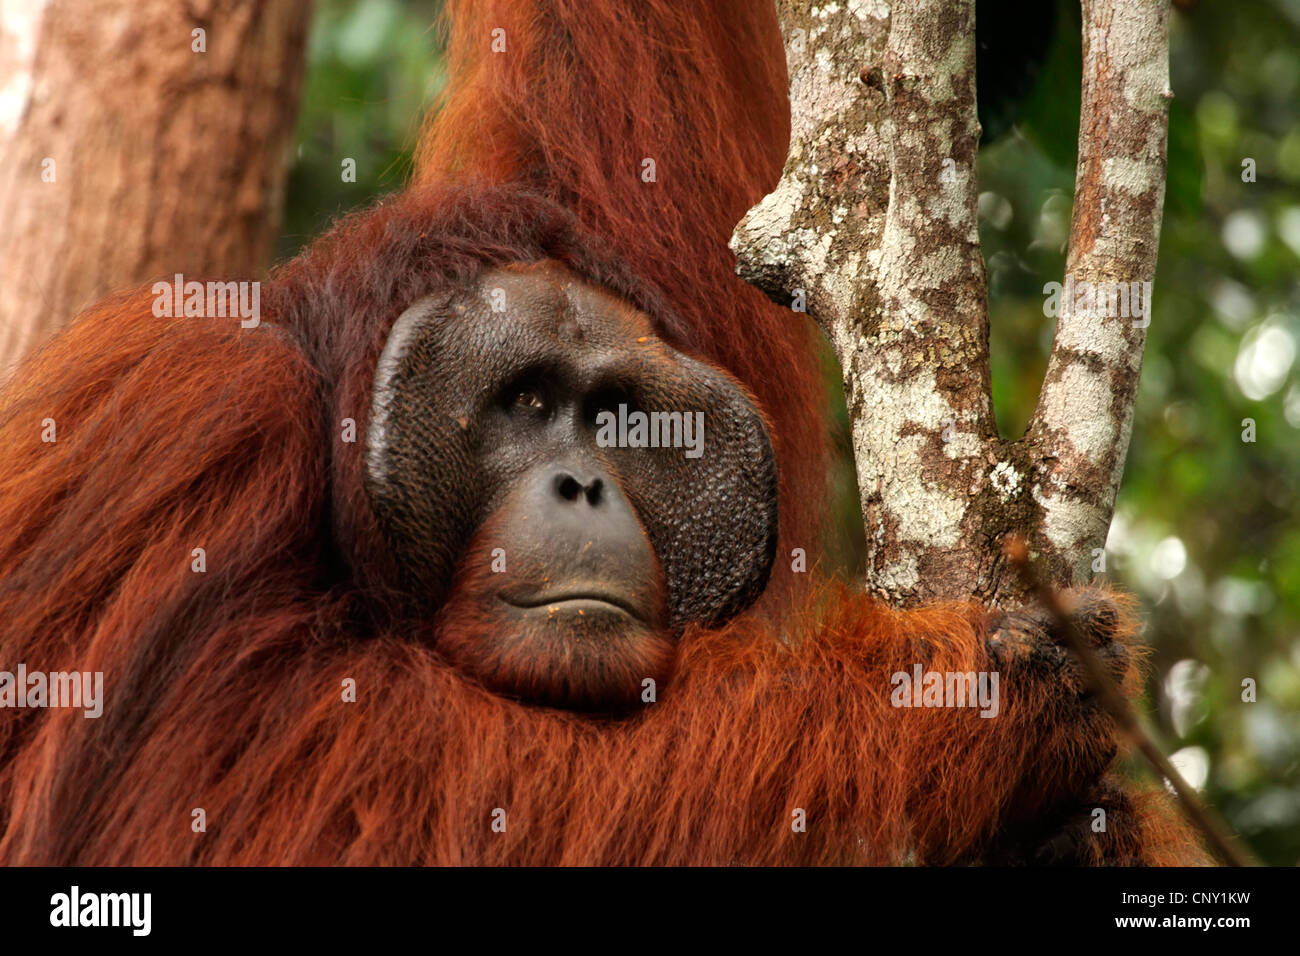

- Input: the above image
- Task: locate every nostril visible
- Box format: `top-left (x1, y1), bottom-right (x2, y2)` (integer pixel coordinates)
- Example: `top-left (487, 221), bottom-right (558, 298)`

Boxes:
top-left (555, 474), bottom-right (583, 502)
top-left (585, 477), bottom-right (603, 507)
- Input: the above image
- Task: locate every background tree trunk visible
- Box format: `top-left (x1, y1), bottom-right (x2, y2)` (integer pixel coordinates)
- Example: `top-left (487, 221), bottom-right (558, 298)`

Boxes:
top-left (0, 0), bottom-right (313, 372)
top-left (732, 0), bottom-right (1171, 607)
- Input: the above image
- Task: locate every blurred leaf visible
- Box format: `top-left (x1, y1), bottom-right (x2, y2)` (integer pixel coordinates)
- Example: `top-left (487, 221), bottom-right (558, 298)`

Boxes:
top-left (1017, 0), bottom-right (1082, 171)
top-left (1166, 97), bottom-right (1205, 216)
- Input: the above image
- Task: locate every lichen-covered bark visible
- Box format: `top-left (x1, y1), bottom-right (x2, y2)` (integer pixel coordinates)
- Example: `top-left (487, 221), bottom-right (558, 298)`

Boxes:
top-left (1025, 0), bottom-right (1171, 585)
top-left (732, 0), bottom-right (1170, 607)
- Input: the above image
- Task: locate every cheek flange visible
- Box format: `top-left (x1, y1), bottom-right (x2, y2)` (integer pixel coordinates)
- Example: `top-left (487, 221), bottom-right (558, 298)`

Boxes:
top-left (603, 352), bottom-right (779, 628)
top-left (364, 295), bottom-right (479, 606)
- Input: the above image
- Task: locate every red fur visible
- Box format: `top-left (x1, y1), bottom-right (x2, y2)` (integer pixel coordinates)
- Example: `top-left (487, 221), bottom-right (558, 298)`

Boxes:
top-left (0, 0), bottom-right (1208, 865)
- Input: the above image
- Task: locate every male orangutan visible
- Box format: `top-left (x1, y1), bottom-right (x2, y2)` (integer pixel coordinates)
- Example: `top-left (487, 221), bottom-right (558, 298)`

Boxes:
top-left (0, 0), bottom-right (1205, 865)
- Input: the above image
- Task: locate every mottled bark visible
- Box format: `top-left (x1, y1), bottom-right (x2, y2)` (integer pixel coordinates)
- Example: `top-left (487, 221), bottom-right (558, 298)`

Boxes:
top-left (1025, 0), bottom-right (1171, 586)
top-left (732, 0), bottom-right (1171, 606)
top-left (0, 0), bottom-right (312, 373)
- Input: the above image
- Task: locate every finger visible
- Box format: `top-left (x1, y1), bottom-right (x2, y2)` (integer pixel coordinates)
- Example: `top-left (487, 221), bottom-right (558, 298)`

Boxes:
top-left (1092, 634), bottom-right (1132, 686)
top-left (1060, 590), bottom-right (1123, 648)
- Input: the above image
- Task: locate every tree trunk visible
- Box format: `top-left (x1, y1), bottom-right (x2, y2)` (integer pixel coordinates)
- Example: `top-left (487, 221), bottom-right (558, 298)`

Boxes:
top-left (0, 0), bottom-right (313, 372)
top-left (732, 0), bottom-right (1171, 607)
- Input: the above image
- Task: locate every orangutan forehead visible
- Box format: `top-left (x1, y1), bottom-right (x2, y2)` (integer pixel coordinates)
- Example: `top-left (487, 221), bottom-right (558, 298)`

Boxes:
top-left (374, 262), bottom-right (671, 415)
top-left (467, 262), bottom-right (654, 341)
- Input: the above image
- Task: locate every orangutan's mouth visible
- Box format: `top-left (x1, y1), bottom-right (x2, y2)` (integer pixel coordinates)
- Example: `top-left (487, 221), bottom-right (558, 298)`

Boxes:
top-left (499, 589), bottom-right (642, 621)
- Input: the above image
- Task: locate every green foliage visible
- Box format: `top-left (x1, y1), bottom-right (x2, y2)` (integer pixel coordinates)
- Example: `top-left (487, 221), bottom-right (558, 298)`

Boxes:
top-left (279, 0), bottom-right (444, 260)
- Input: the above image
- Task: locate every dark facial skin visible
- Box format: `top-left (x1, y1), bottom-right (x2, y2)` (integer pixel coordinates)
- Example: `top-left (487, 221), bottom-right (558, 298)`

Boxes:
top-left (363, 261), bottom-right (778, 710)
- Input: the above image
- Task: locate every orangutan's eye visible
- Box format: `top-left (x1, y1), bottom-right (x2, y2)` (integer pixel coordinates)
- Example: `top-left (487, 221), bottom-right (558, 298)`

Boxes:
top-left (512, 389), bottom-right (546, 413)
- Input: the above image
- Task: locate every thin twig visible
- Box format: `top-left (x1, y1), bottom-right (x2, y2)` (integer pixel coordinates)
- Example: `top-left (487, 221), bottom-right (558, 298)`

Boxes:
top-left (1002, 535), bottom-right (1255, 867)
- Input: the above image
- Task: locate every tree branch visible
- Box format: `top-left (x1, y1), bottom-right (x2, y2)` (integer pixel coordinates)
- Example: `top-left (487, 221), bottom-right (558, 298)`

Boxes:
top-left (1025, 0), bottom-right (1172, 585)
top-left (732, 0), bottom-right (1172, 606)
top-left (733, 0), bottom-right (997, 605)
